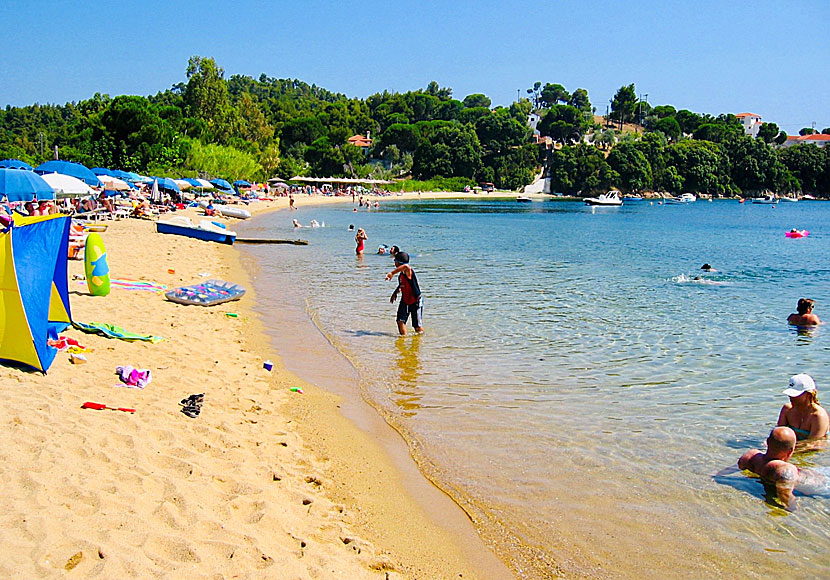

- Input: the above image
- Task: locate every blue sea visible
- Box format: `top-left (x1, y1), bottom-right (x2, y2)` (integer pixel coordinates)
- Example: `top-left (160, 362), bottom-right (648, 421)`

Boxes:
top-left (237, 198), bottom-right (830, 579)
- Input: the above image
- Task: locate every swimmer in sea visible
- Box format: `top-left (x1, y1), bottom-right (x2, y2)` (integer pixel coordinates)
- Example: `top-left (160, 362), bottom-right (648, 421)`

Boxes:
top-left (738, 426), bottom-right (830, 511)
top-left (788, 298), bottom-right (821, 326)
top-left (355, 228), bottom-right (367, 255)
top-left (777, 374), bottom-right (829, 441)
top-left (292, 219), bottom-right (303, 228)
top-left (701, 263), bottom-right (717, 273)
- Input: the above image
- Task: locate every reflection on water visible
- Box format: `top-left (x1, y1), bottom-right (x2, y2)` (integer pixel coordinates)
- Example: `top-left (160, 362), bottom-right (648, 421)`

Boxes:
top-left (238, 199), bottom-right (830, 579)
top-left (393, 335), bottom-right (423, 416)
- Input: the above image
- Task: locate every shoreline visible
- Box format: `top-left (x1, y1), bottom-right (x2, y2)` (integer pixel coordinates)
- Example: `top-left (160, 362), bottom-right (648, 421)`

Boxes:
top-left (0, 193), bottom-right (515, 579)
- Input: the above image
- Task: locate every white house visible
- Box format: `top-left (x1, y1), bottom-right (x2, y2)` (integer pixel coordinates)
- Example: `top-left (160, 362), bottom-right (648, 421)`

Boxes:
top-left (735, 112), bottom-right (762, 138)
top-left (783, 133), bottom-right (830, 148)
top-left (528, 112), bottom-right (542, 136)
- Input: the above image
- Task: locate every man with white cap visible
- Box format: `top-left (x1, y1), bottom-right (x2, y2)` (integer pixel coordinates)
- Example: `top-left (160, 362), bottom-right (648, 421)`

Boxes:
top-left (777, 373), bottom-right (830, 440)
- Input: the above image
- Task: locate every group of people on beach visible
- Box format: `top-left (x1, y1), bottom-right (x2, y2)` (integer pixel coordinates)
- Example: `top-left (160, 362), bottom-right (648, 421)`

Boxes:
top-left (734, 297), bottom-right (828, 510)
top-left (351, 226), bottom-right (423, 336)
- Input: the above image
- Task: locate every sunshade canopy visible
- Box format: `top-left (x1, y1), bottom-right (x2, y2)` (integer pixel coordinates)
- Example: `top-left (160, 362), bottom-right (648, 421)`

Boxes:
top-left (35, 160), bottom-right (101, 187)
top-left (0, 168), bottom-right (55, 201)
top-left (210, 178), bottom-right (233, 191)
top-left (40, 173), bottom-right (94, 196)
top-left (0, 159), bottom-right (34, 170)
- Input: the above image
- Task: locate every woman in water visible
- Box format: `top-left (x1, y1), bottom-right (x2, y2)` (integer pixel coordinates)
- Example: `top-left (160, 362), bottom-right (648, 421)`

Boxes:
top-left (788, 298), bottom-right (821, 326)
top-left (777, 374), bottom-right (830, 440)
top-left (355, 228), bottom-right (367, 255)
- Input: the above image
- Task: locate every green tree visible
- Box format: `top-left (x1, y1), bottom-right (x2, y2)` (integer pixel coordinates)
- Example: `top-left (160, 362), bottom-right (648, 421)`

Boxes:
top-left (652, 105), bottom-right (677, 119)
top-left (237, 92), bottom-right (274, 143)
top-left (799, 127), bottom-right (817, 136)
top-left (723, 135), bottom-right (786, 192)
top-left (756, 122), bottom-right (781, 144)
top-left (537, 105), bottom-right (590, 145)
top-left (526, 82), bottom-right (542, 108)
top-left (462, 94), bottom-right (492, 109)
top-left (567, 88), bottom-right (592, 113)
top-left (412, 123), bottom-right (481, 179)
top-left (547, 144), bottom-right (616, 195)
top-left (650, 116), bottom-right (681, 141)
top-left (666, 140), bottom-right (732, 195)
top-left (610, 84), bottom-right (637, 127)
top-left (183, 56), bottom-right (236, 143)
top-left (674, 109), bottom-right (702, 135)
top-left (779, 144), bottom-right (829, 194)
top-left (540, 83), bottom-right (570, 108)
top-left (607, 143), bottom-right (652, 192)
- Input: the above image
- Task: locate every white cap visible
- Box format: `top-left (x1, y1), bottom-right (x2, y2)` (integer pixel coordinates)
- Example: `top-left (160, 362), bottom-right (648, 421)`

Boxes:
top-left (783, 373), bottom-right (816, 397)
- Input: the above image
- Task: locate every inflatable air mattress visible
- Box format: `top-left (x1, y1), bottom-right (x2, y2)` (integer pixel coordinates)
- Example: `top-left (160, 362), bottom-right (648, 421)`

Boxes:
top-left (165, 279), bottom-right (246, 306)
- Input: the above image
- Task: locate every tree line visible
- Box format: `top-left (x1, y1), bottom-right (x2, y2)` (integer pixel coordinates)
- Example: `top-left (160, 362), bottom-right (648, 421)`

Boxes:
top-left (0, 56), bottom-right (540, 189)
top-left (1, 61), bottom-right (827, 195)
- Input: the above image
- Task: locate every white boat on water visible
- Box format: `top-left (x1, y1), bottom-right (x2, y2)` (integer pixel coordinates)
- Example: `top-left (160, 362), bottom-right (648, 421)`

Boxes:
top-left (516, 196), bottom-right (532, 203)
top-left (777, 196), bottom-right (798, 202)
top-left (663, 193), bottom-right (696, 204)
top-left (584, 190), bottom-right (622, 206)
top-left (752, 194), bottom-right (777, 204)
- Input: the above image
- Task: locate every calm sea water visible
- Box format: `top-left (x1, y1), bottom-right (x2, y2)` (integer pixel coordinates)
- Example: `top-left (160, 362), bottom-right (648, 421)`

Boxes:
top-left (238, 198), bottom-right (830, 579)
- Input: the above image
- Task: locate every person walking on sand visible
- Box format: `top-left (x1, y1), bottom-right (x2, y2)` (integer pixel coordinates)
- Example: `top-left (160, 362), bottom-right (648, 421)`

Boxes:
top-left (355, 228), bottom-right (367, 255)
top-left (788, 298), bottom-right (821, 326)
top-left (386, 251), bottom-right (423, 335)
top-left (289, 194), bottom-right (295, 210)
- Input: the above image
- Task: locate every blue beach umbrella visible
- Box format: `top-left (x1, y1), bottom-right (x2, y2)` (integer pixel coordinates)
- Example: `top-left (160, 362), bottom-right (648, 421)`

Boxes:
top-left (0, 159), bottom-right (34, 170)
top-left (210, 178), bottom-right (233, 191)
top-left (91, 167), bottom-right (115, 177)
top-left (233, 179), bottom-right (252, 188)
top-left (35, 160), bottom-right (101, 187)
top-left (0, 168), bottom-right (56, 201)
top-left (152, 177), bottom-right (181, 193)
top-left (183, 178), bottom-right (203, 188)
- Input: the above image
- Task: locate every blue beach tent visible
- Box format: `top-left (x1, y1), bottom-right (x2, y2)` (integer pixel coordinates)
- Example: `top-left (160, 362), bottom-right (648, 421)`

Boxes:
top-left (0, 214), bottom-right (72, 372)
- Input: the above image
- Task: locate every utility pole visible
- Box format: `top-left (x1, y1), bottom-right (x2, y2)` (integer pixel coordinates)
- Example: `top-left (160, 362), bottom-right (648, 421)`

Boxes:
top-left (517, 88), bottom-right (520, 103)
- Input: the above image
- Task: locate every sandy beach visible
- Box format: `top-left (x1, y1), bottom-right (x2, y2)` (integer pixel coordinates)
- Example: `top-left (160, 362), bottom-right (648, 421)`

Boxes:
top-left (0, 193), bottom-right (516, 579)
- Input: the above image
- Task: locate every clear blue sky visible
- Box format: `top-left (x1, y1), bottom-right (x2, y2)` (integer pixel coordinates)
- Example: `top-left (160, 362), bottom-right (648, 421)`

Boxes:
top-left (2, 0), bottom-right (828, 133)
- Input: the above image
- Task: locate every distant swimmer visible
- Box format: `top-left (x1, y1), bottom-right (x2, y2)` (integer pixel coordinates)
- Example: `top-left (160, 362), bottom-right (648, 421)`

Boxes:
top-left (788, 298), bottom-right (821, 326)
top-left (292, 219), bottom-right (303, 228)
top-left (701, 263), bottom-right (717, 272)
top-left (738, 426), bottom-right (830, 511)
top-left (377, 244), bottom-right (389, 255)
top-left (310, 219), bottom-right (323, 228)
top-left (777, 374), bottom-right (829, 441)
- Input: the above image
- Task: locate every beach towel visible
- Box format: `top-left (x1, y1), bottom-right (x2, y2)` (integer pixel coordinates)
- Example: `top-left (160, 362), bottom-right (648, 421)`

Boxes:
top-left (115, 365), bottom-right (152, 388)
top-left (76, 279), bottom-right (168, 293)
top-left (72, 321), bottom-right (164, 343)
top-left (47, 336), bottom-right (88, 353)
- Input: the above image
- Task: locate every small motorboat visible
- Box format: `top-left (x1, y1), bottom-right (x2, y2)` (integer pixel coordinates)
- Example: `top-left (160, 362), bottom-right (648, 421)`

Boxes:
top-left (777, 196), bottom-right (798, 203)
top-left (156, 216), bottom-right (237, 244)
top-left (623, 195), bottom-right (644, 202)
top-left (664, 193), bottom-right (696, 204)
top-left (584, 190), bottom-right (622, 206)
top-left (752, 194), bottom-right (777, 204)
top-left (516, 196), bottom-right (532, 203)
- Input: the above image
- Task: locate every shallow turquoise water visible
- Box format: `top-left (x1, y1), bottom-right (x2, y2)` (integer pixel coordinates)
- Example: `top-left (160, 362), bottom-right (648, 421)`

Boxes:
top-left (239, 198), bottom-right (830, 578)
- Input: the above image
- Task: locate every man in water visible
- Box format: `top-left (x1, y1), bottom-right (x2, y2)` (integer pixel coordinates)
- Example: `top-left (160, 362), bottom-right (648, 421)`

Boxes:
top-left (738, 426), bottom-right (829, 511)
top-left (788, 298), bottom-right (821, 326)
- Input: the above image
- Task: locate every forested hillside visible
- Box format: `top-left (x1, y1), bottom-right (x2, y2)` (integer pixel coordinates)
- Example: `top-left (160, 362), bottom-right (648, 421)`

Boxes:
top-left (1, 58), bottom-right (828, 195)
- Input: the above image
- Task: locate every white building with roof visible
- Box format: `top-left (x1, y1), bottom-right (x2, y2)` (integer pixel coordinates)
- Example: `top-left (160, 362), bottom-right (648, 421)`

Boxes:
top-left (735, 112), bottom-right (762, 138)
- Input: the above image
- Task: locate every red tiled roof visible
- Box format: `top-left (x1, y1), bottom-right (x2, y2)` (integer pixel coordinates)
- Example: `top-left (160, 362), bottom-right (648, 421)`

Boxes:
top-left (348, 135), bottom-right (372, 147)
top-left (735, 112), bottom-right (761, 118)
top-left (786, 134), bottom-right (830, 142)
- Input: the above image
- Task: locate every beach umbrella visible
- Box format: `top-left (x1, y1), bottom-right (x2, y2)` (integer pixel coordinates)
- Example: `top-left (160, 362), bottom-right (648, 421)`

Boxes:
top-left (40, 173), bottom-right (94, 197)
top-left (0, 159), bottom-right (34, 170)
top-left (233, 179), bottom-right (252, 188)
top-left (97, 174), bottom-right (131, 191)
top-left (151, 177), bottom-right (181, 194)
top-left (35, 160), bottom-right (101, 187)
top-left (210, 178), bottom-right (233, 192)
top-left (173, 179), bottom-right (193, 190)
top-left (0, 168), bottom-right (55, 201)
top-left (183, 178), bottom-right (203, 188)
top-left (150, 179), bottom-right (162, 203)
top-left (90, 167), bottom-right (115, 177)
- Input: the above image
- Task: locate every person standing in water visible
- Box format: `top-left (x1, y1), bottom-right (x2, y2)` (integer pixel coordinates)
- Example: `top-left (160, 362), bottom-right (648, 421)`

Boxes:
top-left (386, 251), bottom-right (424, 335)
top-left (355, 228), bottom-right (367, 255)
top-left (788, 298), bottom-right (821, 326)
top-left (777, 373), bottom-right (829, 440)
